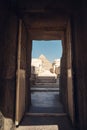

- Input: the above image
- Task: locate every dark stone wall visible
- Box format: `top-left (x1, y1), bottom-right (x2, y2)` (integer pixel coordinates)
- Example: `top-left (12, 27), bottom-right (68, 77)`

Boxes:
top-left (0, 2), bottom-right (18, 128)
top-left (26, 38), bottom-right (32, 110)
top-left (21, 21), bottom-right (31, 111)
top-left (21, 22), bottom-right (27, 70)
top-left (59, 38), bottom-right (68, 112)
top-left (0, 14), bottom-right (18, 118)
top-left (0, 3), bottom-right (31, 127)
top-left (58, 2), bottom-right (87, 129)
top-left (0, 11), bottom-right (31, 128)
top-left (0, 3), bottom-right (9, 130)
top-left (71, 3), bottom-right (87, 129)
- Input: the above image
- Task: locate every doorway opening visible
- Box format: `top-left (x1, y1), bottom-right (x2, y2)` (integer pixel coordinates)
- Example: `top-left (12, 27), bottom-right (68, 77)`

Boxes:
top-left (15, 20), bottom-right (75, 129)
top-left (29, 40), bottom-right (65, 115)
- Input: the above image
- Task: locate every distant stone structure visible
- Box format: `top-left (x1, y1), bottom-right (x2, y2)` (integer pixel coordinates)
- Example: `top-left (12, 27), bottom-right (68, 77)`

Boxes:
top-left (31, 56), bottom-right (61, 78)
top-left (31, 58), bottom-right (42, 75)
top-left (39, 54), bottom-right (52, 70)
top-left (51, 59), bottom-right (61, 77)
top-left (31, 54), bottom-right (52, 75)
top-left (31, 58), bottom-right (43, 84)
top-left (30, 55), bottom-right (57, 84)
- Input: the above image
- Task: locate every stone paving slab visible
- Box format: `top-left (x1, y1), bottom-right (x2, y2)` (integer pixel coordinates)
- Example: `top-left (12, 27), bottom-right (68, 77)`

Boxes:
top-left (16, 125), bottom-right (59, 130)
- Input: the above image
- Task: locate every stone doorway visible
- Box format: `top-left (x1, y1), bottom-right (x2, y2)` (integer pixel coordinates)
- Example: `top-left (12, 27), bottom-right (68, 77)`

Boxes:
top-left (15, 17), bottom-right (75, 130)
top-left (29, 40), bottom-right (64, 115)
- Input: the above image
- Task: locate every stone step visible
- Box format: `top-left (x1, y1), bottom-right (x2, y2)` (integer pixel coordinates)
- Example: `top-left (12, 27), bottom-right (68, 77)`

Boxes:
top-left (26, 113), bottom-right (67, 116)
top-left (32, 84), bottom-right (59, 88)
top-left (36, 77), bottom-right (56, 83)
top-left (30, 87), bottom-right (60, 91)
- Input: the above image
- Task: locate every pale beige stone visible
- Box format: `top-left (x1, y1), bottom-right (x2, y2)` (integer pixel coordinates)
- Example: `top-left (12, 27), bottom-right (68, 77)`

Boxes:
top-left (16, 125), bottom-right (59, 130)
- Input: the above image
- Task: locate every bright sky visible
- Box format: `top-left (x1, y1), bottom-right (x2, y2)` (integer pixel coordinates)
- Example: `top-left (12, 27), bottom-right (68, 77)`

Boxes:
top-left (32, 40), bottom-right (62, 63)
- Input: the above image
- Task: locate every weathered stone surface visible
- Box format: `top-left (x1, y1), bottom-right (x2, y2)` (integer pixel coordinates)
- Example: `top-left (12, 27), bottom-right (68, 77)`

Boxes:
top-left (16, 125), bottom-right (58, 130)
top-left (4, 118), bottom-right (14, 130)
top-left (0, 112), bottom-right (4, 130)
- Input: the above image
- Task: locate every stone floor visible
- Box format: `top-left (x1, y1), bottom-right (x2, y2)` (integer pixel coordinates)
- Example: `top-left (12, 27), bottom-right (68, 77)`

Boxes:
top-left (16, 115), bottom-right (76, 130)
top-left (31, 78), bottom-right (59, 88)
top-left (30, 91), bottom-right (64, 112)
top-left (16, 89), bottom-right (77, 130)
top-left (16, 125), bottom-right (59, 130)
top-left (27, 91), bottom-right (65, 114)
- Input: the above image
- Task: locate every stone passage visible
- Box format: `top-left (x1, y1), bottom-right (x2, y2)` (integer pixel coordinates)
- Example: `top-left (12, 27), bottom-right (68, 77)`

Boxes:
top-left (36, 76), bottom-right (56, 83)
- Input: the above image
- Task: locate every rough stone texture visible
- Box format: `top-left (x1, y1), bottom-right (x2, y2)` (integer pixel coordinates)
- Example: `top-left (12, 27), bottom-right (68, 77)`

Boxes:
top-left (4, 118), bottom-right (15, 130)
top-left (0, 112), bottom-right (4, 130)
